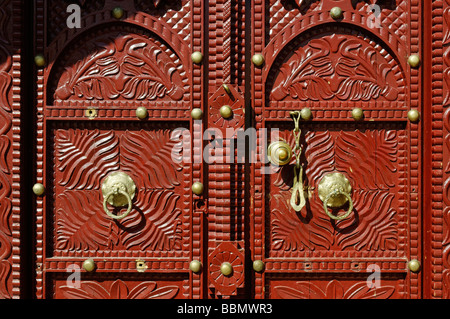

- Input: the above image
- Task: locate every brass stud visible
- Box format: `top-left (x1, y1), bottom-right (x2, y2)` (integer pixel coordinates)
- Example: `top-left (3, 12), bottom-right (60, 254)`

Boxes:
top-left (220, 105), bottom-right (233, 119)
top-left (407, 109), bottom-right (420, 123)
top-left (253, 260), bottom-right (265, 273)
top-left (191, 108), bottom-right (203, 120)
top-left (351, 108), bottom-right (364, 121)
top-left (252, 54), bottom-right (264, 67)
top-left (189, 260), bottom-right (202, 273)
top-left (220, 262), bottom-right (233, 276)
top-left (191, 51), bottom-right (203, 64)
top-left (300, 107), bottom-right (312, 121)
top-left (408, 259), bottom-right (421, 273)
top-left (330, 7), bottom-right (343, 20)
top-left (136, 107), bottom-right (148, 120)
top-left (82, 259), bottom-right (96, 272)
top-left (34, 54), bottom-right (45, 67)
top-left (32, 183), bottom-right (45, 196)
top-left (267, 141), bottom-right (293, 166)
top-left (192, 182), bottom-right (204, 195)
top-left (112, 7), bottom-right (124, 19)
top-left (408, 54), bottom-right (421, 68)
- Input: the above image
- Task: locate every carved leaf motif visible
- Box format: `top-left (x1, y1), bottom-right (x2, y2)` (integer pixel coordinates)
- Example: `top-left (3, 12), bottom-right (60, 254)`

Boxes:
top-left (335, 190), bottom-right (398, 251)
top-left (271, 35), bottom-right (399, 101)
top-left (55, 35), bottom-right (184, 101)
top-left (0, 260), bottom-right (11, 299)
top-left (56, 190), bottom-right (119, 250)
top-left (335, 130), bottom-right (397, 190)
top-left (0, 136), bottom-right (10, 174)
top-left (60, 280), bottom-right (179, 299)
top-left (271, 193), bottom-right (333, 251)
top-left (275, 280), bottom-right (395, 299)
top-left (55, 129), bottom-right (119, 190)
top-left (120, 130), bottom-right (183, 189)
top-left (121, 190), bottom-right (182, 251)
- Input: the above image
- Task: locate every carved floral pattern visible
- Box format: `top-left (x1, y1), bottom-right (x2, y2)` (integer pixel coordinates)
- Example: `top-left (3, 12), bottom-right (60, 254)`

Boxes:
top-left (54, 34), bottom-right (185, 101)
top-left (208, 242), bottom-right (245, 296)
top-left (270, 128), bottom-right (400, 252)
top-left (0, 2), bottom-right (12, 299)
top-left (270, 34), bottom-right (399, 102)
top-left (54, 128), bottom-right (185, 251)
top-left (274, 280), bottom-right (395, 299)
top-left (59, 280), bottom-right (179, 299)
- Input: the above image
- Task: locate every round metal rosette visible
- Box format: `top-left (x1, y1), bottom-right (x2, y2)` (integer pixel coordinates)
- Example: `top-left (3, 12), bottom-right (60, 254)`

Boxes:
top-left (267, 140), bottom-right (293, 166)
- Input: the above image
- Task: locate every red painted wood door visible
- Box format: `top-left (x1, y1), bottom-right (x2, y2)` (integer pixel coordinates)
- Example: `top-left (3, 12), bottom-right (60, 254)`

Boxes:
top-left (33, 0), bottom-right (422, 299)
top-left (251, 0), bottom-right (422, 299)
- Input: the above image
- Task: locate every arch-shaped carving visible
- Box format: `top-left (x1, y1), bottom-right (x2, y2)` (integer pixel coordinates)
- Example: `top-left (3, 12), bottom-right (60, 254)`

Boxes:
top-left (46, 23), bottom-right (189, 105)
top-left (45, 10), bottom-right (190, 70)
top-left (263, 10), bottom-right (408, 83)
top-left (264, 24), bottom-right (407, 104)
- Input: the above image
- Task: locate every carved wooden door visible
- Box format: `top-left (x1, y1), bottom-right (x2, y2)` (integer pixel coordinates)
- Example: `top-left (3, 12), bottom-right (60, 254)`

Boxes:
top-left (252, 0), bottom-right (423, 299)
top-left (34, 0), bottom-right (422, 299)
top-left (35, 0), bottom-right (205, 299)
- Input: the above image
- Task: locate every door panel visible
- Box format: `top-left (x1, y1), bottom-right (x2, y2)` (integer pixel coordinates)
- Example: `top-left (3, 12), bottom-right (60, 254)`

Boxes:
top-left (251, 0), bottom-right (422, 299)
top-left (35, 0), bottom-right (204, 299)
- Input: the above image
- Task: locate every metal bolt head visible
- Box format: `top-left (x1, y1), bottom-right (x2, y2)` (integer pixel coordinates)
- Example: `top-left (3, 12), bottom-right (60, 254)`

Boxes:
top-left (408, 54), bottom-right (421, 68)
top-left (32, 183), bottom-right (45, 196)
top-left (34, 54), bottom-right (45, 67)
top-left (191, 51), bottom-right (203, 64)
top-left (407, 109), bottom-right (420, 123)
top-left (267, 141), bottom-right (292, 166)
top-left (189, 260), bottom-right (202, 273)
top-left (192, 182), bottom-right (204, 195)
top-left (220, 105), bottom-right (233, 119)
top-left (253, 260), bottom-right (265, 273)
top-left (351, 108), bottom-right (364, 121)
top-left (300, 107), bottom-right (312, 121)
top-left (220, 262), bottom-right (233, 276)
top-left (408, 259), bottom-right (421, 273)
top-left (135, 107), bottom-right (148, 120)
top-left (191, 108), bottom-right (203, 120)
top-left (330, 7), bottom-right (343, 20)
top-left (112, 7), bottom-right (124, 19)
top-left (276, 148), bottom-right (289, 162)
top-left (82, 259), bottom-right (96, 272)
top-left (252, 54), bottom-right (264, 67)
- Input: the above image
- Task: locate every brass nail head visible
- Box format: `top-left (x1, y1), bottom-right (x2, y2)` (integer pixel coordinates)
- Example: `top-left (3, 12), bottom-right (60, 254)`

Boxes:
top-left (407, 109), bottom-right (420, 123)
top-left (220, 105), bottom-right (233, 119)
top-left (220, 262), bottom-right (233, 276)
top-left (191, 108), bottom-right (203, 120)
top-left (252, 54), bottom-right (264, 67)
top-left (82, 259), bottom-right (96, 272)
top-left (33, 183), bottom-right (45, 196)
top-left (112, 7), bottom-right (124, 19)
top-left (192, 182), bottom-right (204, 195)
top-left (351, 108), bottom-right (364, 121)
top-left (408, 54), bottom-right (420, 68)
top-left (189, 260), bottom-right (202, 273)
top-left (330, 7), bottom-right (343, 20)
top-left (136, 107), bottom-right (148, 120)
top-left (191, 51), bottom-right (203, 64)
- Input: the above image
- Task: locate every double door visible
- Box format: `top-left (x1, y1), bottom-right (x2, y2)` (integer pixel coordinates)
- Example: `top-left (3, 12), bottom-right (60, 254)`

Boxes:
top-left (33, 0), bottom-right (422, 299)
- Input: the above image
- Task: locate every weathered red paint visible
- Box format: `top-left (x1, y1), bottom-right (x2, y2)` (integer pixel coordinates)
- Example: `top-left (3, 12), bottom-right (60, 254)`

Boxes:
top-left (0, 0), bottom-right (449, 299)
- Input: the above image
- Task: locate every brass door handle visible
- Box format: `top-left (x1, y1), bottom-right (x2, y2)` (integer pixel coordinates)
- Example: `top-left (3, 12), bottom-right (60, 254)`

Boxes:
top-left (318, 172), bottom-right (353, 220)
top-left (101, 172), bottom-right (136, 220)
